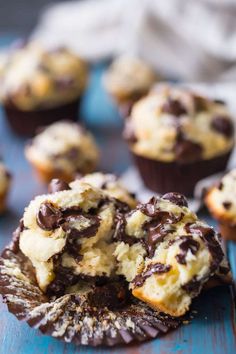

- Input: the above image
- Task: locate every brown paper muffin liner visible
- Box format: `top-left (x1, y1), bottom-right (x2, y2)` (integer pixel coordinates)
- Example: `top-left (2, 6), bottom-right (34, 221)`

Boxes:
top-left (132, 151), bottom-right (232, 197)
top-left (3, 97), bottom-right (81, 136)
top-left (0, 240), bottom-right (181, 347)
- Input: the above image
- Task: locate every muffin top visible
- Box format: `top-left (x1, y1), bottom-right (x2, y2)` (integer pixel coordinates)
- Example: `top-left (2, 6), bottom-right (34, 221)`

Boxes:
top-left (0, 162), bottom-right (11, 194)
top-left (104, 55), bottom-right (156, 102)
top-left (0, 42), bottom-right (88, 110)
top-left (205, 169), bottom-right (236, 225)
top-left (25, 121), bottom-right (99, 175)
top-left (72, 172), bottom-right (137, 208)
top-left (113, 192), bottom-right (226, 316)
top-left (124, 84), bottom-right (234, 162)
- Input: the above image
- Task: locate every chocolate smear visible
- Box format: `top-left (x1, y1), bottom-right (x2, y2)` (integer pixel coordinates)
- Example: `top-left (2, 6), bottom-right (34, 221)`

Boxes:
top-left (113, 213), bottom-right (137, 246)
top-left (133, 262), bottom-right (172, 288)
top-left (175, 236), bottom-right (200, 265)
top-left (162, 192), bottom-right (188, 207)
top-left (48, 179), bottom-right (71, 193)
top-left (211, 116), bottom-right (234, 137)
top-left (185, 223), bottom-right (224, 271)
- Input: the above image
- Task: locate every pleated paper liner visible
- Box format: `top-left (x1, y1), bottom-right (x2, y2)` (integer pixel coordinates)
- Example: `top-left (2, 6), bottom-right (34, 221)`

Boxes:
top-left (3, 97), bottom-right (81, 136)
top-left (132, 151), bottom-right (231, 197)
top-left (0, 240), bottom-right (181, 347)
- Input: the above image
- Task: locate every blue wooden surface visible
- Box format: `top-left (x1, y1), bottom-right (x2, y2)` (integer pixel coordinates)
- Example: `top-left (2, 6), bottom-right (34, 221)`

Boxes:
top-left (0, 37), bottom-right (235, 354)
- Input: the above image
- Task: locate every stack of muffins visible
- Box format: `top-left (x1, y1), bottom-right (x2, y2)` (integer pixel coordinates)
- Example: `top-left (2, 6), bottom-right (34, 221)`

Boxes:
top-left (0, 40), bottom-right (235, 347)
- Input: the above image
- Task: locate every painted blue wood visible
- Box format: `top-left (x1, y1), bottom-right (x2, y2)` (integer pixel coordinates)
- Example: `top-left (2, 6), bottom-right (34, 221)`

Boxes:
top-left (0, 36), bottom-right (235, 354)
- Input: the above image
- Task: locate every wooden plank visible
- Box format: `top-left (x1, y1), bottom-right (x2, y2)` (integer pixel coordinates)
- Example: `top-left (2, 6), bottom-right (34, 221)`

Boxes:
top-left (0, 38), bottom-right (235, 353)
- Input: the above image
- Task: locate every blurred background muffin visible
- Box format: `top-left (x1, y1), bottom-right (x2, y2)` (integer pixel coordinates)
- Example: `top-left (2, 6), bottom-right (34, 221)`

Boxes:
top-left (124, 84), bottom-right (234, 196)
top-left (103, 55), bottom-right (156, 118)
top-left (0, 162), bottom-right (11, 213)
top-left (25, 121), bottom-right (99, 183)
top-left (0, 42), bottom-right (88, 135)
top-left (205, 169), bottom-right (236, 241)
top-left (73, 172), bottom-right (137, 208)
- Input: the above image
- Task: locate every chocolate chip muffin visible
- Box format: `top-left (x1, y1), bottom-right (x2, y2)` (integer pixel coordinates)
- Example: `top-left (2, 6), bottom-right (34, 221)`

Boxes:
top-left (25, 121), bottom-right (99, 183)
top-left (73, 172), bottom-right (137, 208)
top-left (18, 182), bottom-right (117, 294)
top-left (124, 84), bottom-right (234, 195)
top-left (0, 162), bottom-right (11, 213)
top-left (205, 169), bottom-right (236, 241)
top-left (113, 193), bottom-right (227, 316)
top-left (0, 42), bottom-right (88, 135)
top-left (104, 55), bottom-right (156, 118)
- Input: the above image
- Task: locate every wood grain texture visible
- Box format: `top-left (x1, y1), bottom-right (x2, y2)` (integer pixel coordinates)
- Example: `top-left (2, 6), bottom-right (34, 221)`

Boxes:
top-left (0, 37), bottom-right (235, 354)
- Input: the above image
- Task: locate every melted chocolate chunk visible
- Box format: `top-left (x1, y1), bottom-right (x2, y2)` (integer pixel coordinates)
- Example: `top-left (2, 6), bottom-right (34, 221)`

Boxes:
top-left (138, 197), bottom-right (159, 217)
top-left (182, 277), bottom-right (201, 294)
top-left (133, 262), bottom-right (172, 288)
top-left (211, 116), bottom-right (234, 137)
top-left (218, 181), bottom-right (224, 190)
top-left (175, 236), bottom-right (200, 265)
top-left (222, 201), bottom-right (232, 210)
top-left (48, 179), bottom-right (71, 193)
top-left (113, 213), bottom-right (137, 246)
top-left (175, 135), bottom-right (203, 163)
top-left (185, 223), bottom-right (224, 271)
top-left (162, 98), bottom-right (187, 117)
top-left (62, 215), bottom-right (100, 239)
top-left (88, 281), bottom-right (130, 310)
top-left (138, 197), bottom-right (183, 257)
top-left (36, 202), bottom-right (62, 231)
top-left (162, 192), bottom-right (188, 207)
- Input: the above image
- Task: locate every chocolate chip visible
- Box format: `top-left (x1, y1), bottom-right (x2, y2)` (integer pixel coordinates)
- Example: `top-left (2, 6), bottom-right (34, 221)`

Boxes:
top-left (222, 201), bottom-right (232, 210)
top-left (213, 99), bottom-right (225, 105)
top-left (36, 202), bottom-right (62, 230)
top-left (162, 98), bottom-right (187, 117)
top-left (175, 138), bottom-right (203, 163)
top-left (218, 181), bottom-right (224, 190)
top-left (162, 192), bottom-right (188, 207)
top-left (133, 262), bottom-right (172, 288)
top-left (48, 179), bottom-right (71, 193)
top-left (211, 116), bottom-right (234, 137)
top-left (175, 236), bottom-right (200, 265)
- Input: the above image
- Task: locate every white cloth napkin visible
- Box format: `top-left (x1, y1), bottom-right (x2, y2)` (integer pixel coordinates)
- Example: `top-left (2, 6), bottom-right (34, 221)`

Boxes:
top-left (33, 0), bottom-right (236, 81)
